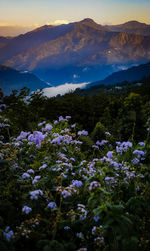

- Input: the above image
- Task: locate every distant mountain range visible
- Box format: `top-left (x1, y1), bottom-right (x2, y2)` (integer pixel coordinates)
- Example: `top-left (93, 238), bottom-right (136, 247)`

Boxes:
top-left (0, 18), bottom-right (150, 85)
top-left (106, 21), bottom-right (150, 36)
top-left (89, 61), bottom-right (150, 87)
top-left (76, 63), bottom-right (150, 96)
top-left (0, 64), bottom-right (48, 95)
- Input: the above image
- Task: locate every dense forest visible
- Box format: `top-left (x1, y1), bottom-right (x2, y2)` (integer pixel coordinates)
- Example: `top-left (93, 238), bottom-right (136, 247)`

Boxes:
top-left (1, 76), bottom-right (150, 142)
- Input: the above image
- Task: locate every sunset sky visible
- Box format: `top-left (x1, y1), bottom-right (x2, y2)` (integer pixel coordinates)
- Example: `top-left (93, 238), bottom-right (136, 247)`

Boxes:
top-left (0, 0), bottom-right (150, 28)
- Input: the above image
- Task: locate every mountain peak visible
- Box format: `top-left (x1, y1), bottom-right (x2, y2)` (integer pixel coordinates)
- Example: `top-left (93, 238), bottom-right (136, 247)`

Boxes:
top-left (77, 18), bottom-right (108, 31)
top-left (80, 18), bottom-right (95, 23)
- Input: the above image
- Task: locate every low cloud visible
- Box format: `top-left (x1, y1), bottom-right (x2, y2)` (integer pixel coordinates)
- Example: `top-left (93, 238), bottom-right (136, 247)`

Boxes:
top-left (43, 82), bottom-right (89, 97)
top-left (54, 19), bottom-right (69, 25)
top-left (46, 20), bottom-right (70, 26)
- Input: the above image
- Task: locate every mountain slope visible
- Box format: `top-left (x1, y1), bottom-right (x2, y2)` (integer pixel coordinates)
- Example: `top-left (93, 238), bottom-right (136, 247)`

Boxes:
top-left (0, 36), bottom-right (12, 49)
top-left (89, 62), bottom-right (150, 87)
top-left (106, 21), bottom-right (150, 36)
top-left (0, 64), bottom-right (48, 95)
top-left (0, 19), bottom-right (150, 84)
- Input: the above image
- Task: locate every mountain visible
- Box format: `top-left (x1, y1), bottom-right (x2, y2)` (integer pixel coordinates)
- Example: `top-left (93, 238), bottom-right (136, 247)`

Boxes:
top-left (0, 26), bottom-right (34, 37)
top-left (75, 62), bottom-right (150, 96)
top-left (106, 21), bottom-right (150, 36)
top-left (0, 36), bottom-right (12, 49)
top-left (0, 18), bottom-right (150, 84)
top-left (0, 64), bottom-right (48, 95)
top-left (88, 62), bottom-right (150, 87)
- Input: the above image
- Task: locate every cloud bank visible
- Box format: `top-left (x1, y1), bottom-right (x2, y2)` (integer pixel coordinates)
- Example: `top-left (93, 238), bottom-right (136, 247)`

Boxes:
top-left (46, 20), bottom-right (70, 26)
top-left (43, 82), bottom-right (89, 97)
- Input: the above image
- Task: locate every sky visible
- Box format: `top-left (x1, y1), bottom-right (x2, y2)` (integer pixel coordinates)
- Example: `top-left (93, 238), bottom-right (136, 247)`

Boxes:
top-left (0, 0), bottom-right (150, 29)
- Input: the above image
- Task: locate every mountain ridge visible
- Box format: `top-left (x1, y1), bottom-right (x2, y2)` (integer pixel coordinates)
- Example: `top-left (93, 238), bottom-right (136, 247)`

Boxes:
top-left (0, 19), bottom-right (150, 84)
top-left (89, 61), bottom-right (150, 87)
top-left (106, 20), bottom-right (150, 36)
top-left (0, 64), bottom-right (48, 95)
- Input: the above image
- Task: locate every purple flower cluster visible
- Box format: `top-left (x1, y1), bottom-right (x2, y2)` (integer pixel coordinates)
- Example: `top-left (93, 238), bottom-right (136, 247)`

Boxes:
top-left (72, 180), bottom-right (83, 188)
top-left (78, 130), bottom-right (88, 136)
top-left (133, 150), bottom-right (146, 158)
top-left (22, 206), bottom-right (32, 214)
top-left (17, 131), bottom-right (30, 140)
top-left (89, 181), bottom-right (100, 191)
top-left (77, 204), bottom-right (87, 221)
top-left (28, 131), bottom-right (46, 148)
top-left (116, 141), bottom-right (133, 155)
top-left (32, 175), bottom-right (41, 184)
top-left (47, 201), bottom-right (57, 209)
top-left (30, 189), bottom-right (43, 200)
top-left (3, 227), bottom-right (14, 241)
top-left (96, 140), bottom-right (108, 146)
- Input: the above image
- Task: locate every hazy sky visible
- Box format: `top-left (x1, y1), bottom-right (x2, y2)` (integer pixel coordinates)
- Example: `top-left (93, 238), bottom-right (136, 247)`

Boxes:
top-left (0, 0), bottom-right (150, 27)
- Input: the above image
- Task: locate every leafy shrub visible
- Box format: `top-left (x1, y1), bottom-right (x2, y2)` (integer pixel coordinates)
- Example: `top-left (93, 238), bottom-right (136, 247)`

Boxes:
top-left (0, 105), bottom-right (150, 250)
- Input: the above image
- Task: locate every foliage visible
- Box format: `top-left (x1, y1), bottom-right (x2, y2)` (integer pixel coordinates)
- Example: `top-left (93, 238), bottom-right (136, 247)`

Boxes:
top-left (0, 104), bottom-right (150, 251)
top-left (2, 77), bottom-right (150, 142)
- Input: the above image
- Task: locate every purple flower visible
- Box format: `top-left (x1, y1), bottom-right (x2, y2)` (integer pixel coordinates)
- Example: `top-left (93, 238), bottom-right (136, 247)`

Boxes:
top-left (17, 131), bottom-right (30, 140)
top-left (94, 237), bottom-right (104, 243)
top-left (105, 132), bottom-right (111, 136)
top-left (47, 201), bottom-right (57, 209)
top-left (59, 116), bottom-right (64, 122)
top-left (133, 150), bottom-right (146, 158)
top-left (70, 157), bottom-right (75, 162)
top-left (105, 177), bottom-right (116, 184)
top-left (65, 116), bottom-right (71, 119)
top-left (116, 141), bottom-right (133, 154)
top-left (51, 135), bottom-right (64, 145)
top-left (72, 180), bottom-right (83, 188)
top-left (30, 189), bottom-right (43, 200)
top-left (78, 130), bottom-right (88, 136)
top-left (28, 131), bottom-right (46, 148)
top-left (92, 145), bottom-right (99, 149)
top-left (0, 153), bottom-right (4, 159)
top-left (89, 181), bottom-right (100, 191)
top-left (107, 151), bottom-right (113, 159)
top-left (29, 154), bottom-right (34, 158)
top-left (22, 172), bottom-right (30, 179)
top-left (92, 226), bottom-right (96, 235)
top-left (77, 204), bottom-right (85, 208)
top-left (54, 120), bottom-right (58, 125)
top-left (76, 232), bottom-right (83, 239)
top-left (96, 140), bottom-right (108, 146)
top-left (39, 164), bottom-right (47, 170)
top-left (32, 175), bottom-right (41, 184)
top-left (38, 121), bottom-right (46, 127)
top-left (27, 169), bottom-right (35, 174)
top-left (132, 158), bottom-right (139, 165)
top-left (64, 226), bottom-right (70, 230)
top-left (138, 142), bottom-right (145, 146)
top-left (0, 104), bottom-right (7, 109)
top-left (45, 123), bottom-right (53, 131)
top-left (71, 124), bottom-right (76, 128)
top-left (13, 163), bottom-right (18, 168)
top-left (62, 190), bottom-right (71, 198)
top-left (3, 229), bottom-right (14, 241)
top-left (93, 216), bottom-right (100, 222)
top-left (22, 206), bottom-right (32, 214)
